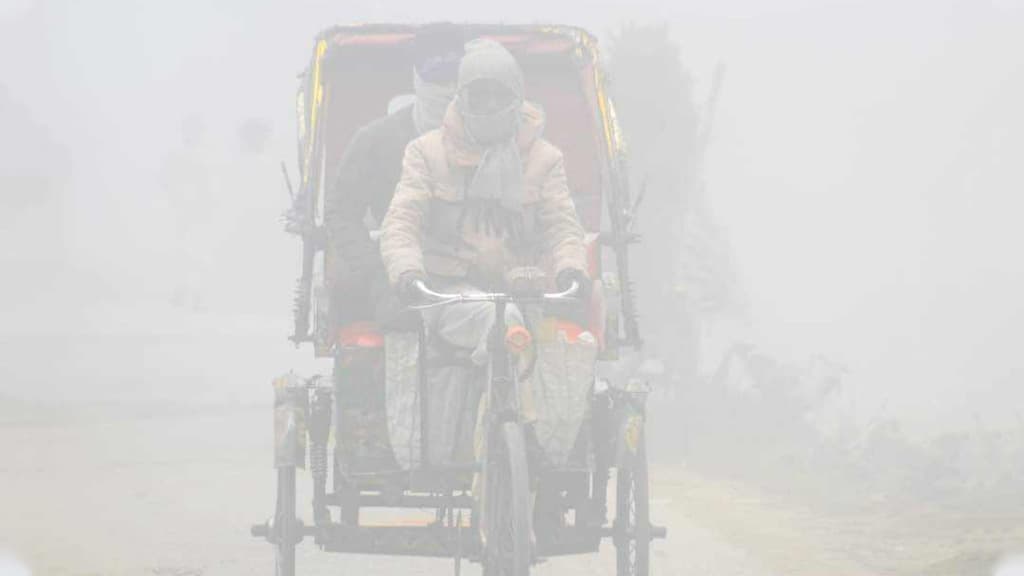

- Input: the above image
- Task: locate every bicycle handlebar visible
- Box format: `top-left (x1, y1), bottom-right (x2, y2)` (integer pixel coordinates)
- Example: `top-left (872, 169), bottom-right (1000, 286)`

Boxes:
top-left (412, 280), bottom-right (580, 308)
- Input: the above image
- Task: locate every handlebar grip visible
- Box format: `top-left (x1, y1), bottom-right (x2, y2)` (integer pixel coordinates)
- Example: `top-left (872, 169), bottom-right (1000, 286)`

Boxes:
top-left (545, 280), bottom-right (580, 300)
top-left (414, 280), bottom-right (460, 301)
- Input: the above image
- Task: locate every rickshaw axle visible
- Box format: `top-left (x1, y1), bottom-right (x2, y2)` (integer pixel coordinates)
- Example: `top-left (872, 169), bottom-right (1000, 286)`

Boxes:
top-left (318, 525), bottom-right (482, 557)
top-left (250, 517), bottom-right (310, 544)
top-left (251, 517), bottom-right (666, 554)
top-left (602, 524), bottom-right (668, 541)
top-left (324, 492), bottom-right (476, 509)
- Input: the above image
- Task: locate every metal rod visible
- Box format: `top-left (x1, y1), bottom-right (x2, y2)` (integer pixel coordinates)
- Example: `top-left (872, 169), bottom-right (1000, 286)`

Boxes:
top-left (325, 492), bottom-right (476, 509)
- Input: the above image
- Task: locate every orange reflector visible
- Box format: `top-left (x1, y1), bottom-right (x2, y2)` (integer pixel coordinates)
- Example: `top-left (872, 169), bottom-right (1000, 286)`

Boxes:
top-left (552, 320), bottom-right (586, 343)
top-left (337, 321), bottom-right (385, 348)
top-left (505, 325), bottom-right (533, 353)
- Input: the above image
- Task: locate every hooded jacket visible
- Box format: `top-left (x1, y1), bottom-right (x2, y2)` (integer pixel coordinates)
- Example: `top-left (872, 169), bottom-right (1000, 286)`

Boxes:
top-left (379, 101), bottom-right (586, 288)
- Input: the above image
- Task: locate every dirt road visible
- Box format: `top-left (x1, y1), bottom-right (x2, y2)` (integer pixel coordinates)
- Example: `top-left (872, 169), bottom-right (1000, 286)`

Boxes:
top-left (0, 405), bottom-right (776, 576)
top-left (3, 403), bottom-right (1019, 576)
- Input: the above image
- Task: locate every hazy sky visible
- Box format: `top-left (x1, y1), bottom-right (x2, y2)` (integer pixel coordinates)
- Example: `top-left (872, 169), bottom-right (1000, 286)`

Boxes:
top-left (1, 0), bottom-right (1022, 431)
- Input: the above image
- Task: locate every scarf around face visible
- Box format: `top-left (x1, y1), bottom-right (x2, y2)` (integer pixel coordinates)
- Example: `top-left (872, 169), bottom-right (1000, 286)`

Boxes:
top-left (438, 101), bottom-right (547, 243)
top-left (445, 101), bottom-right (547, 206)
top-left (412, 69), bottom-right (456, 135)
top-left (465, 129), bottom-right (524, 212)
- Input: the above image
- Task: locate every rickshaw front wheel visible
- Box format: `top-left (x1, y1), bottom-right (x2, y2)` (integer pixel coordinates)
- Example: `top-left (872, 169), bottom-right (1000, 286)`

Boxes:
top-left (274, 466), bottom-right (298, 576)
top-left (482, 421), bottom-right (532, 576)
top-left (615, 430), bottom-right (650, 576)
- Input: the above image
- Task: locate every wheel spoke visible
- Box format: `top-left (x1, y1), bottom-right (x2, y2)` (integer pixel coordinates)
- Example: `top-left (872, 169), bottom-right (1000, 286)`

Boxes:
top-left (616, 427), bottom-right (649, 576)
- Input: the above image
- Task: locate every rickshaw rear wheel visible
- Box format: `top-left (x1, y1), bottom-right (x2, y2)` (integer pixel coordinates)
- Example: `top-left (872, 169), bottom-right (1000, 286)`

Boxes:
top-left (615, 432), bottom-right (650, 576)
top-left (274, 466), bottom-right (298, 576)
top-left (482, 421), bottom-right (532, 576)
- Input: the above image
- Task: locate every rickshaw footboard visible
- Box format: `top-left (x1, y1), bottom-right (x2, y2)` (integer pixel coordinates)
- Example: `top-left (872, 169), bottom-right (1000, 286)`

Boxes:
top-left (318, 525), bottom-right (482, 557)
top-left (251, 520), bottom-right (665, 556)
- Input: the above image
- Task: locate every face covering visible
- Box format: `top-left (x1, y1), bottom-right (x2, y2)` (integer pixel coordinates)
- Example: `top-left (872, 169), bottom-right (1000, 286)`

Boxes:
top-left (451, 39), bottom-right (529, 224)
top-left (412, 69), bottom-right (456, 135)
top-left (459, 99), bottom-right (523, 146)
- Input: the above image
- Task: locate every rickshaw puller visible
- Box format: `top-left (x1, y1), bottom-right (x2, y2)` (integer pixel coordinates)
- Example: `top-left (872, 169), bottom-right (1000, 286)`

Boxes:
top-left (381, 38), bottom-right (591, 360)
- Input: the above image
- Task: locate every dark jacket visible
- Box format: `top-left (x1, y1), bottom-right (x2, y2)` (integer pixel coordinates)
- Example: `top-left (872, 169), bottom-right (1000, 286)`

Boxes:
top-left (324, 105), bottom-right (418, 327)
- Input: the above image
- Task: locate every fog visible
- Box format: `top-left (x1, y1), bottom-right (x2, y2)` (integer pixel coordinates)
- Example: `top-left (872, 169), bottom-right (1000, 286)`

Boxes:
top-left (696, 1), bottom-right (1024, 433)
top-left (2, 0), bottom-right (1023, 574)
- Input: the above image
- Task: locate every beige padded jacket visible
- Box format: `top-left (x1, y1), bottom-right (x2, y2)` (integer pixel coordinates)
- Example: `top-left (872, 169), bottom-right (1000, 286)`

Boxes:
top-left (380, 101), bottom-right (586, 289)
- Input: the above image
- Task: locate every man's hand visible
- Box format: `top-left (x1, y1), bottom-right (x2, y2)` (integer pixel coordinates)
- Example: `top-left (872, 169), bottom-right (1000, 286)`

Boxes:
top-left (397, 271), bottom-right (428, 305)
top-left (556, 268), bottom-right (591, 300)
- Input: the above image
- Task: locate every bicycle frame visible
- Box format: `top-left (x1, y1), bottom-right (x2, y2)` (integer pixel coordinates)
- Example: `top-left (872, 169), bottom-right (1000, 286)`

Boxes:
top-left (252, 279), bottom-right (666, 575)
top-left (414, 280), bottom-right (580, 574)
top-left (412, 280), bottom-right (581, 426)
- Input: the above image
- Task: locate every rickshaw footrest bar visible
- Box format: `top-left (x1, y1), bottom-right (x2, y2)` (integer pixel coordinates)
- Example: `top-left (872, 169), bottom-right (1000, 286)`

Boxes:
top-left (598, 524), bottom-right (668, 540)
top-left (318, 525), bottom-right (482, 557)
top-left (250, 521), bottom-right (317, 541)
top-left (325, 492), bottom-right (476, 509)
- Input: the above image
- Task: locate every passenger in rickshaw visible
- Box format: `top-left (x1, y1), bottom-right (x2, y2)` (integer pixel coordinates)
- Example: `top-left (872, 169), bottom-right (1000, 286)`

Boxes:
top-left (380, 38), bottom-right (592, 434)
top-left (324, 23), bottom-right (465, 331)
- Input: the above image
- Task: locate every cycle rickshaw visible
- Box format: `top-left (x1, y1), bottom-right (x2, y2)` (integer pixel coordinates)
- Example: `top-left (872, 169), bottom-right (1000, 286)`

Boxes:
top-left (252, 23), bottom-right (663, 576)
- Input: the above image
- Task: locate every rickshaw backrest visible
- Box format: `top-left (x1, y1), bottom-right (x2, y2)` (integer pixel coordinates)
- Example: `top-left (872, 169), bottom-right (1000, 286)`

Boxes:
top-left (317, 27), bottom-right (613, 355)
top-left (318, 27), bottom-right (606, 232)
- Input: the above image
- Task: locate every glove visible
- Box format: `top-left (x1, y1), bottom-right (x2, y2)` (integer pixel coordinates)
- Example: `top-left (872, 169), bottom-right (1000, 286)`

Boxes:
top-left (396, 271), bottom-right (428, 305)
top-left (556, 268), bottom-right (591, 301)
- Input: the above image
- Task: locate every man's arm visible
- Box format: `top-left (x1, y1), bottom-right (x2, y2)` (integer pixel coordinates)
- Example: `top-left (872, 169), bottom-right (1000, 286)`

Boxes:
top-left (380, 139), bottom-right (432, 286)
top-left (536, 150), bottom-right (587, 278)
top-left (324, 126), bottom-right (381, 287)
